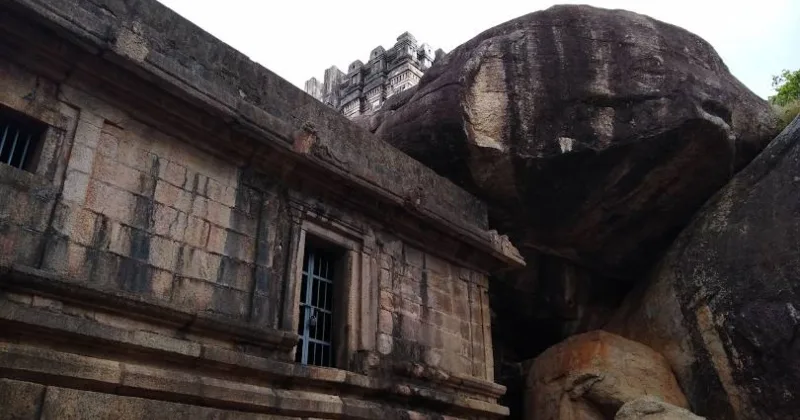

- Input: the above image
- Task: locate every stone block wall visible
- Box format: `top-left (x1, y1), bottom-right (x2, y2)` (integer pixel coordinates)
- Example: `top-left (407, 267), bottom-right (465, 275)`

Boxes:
top-left (44, 104), bottom-right (258, 320)
top-left (0, 1), bottom-right (513, 416)
top-left (377, 243), bottom-right (494, 380)
top-left (0, 56), bottom-right (294, 333)
top-left (0, 56), bottom-right (295, 348)
top-left (0, 56), bottom-right (71, 269)
top-left (0, 36), bottom-right (495, 380)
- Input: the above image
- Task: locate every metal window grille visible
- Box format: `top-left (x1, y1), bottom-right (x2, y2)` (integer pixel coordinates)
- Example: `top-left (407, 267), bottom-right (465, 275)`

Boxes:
top-left (0, 109), bottom-right (42, 171)
top-left (295, 246), bottom-right (336, 367)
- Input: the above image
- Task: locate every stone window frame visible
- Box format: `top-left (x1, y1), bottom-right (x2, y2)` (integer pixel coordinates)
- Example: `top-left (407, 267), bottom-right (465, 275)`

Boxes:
top-left (0, 106), bottom-right (48, 172)
top-left (0, 91), bottom-right (75, 185)
top-left (282, 205), bottom-right (378, 370)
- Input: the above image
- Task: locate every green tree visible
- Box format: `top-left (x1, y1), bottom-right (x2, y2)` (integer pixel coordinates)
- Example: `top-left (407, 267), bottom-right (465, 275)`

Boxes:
top-left (770, 69), bottom-right (800, 129)
top-left (769, 69), bottom-right (800, 106)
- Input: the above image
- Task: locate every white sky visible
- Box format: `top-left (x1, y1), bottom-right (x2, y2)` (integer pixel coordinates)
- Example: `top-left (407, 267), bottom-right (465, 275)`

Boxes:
top-left (156, 0), bottom-right (799, 99)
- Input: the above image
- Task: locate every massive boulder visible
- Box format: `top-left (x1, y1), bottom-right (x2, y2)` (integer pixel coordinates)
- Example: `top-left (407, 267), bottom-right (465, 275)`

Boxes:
top-left (524, 331), bottom-right (688, 420)
top-left (608, 116), bottom-right (800, 419)
top-left (366, 5), bottom-right (779, 279)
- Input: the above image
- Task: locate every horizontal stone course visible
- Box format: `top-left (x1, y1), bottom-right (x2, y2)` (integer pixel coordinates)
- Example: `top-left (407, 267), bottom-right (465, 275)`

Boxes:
top-left (0, 264), bottom-right (296, 347)
top-left (42, 385), bottom-right (297, 420)
top-left (0, 291), bottom-right (507, 417)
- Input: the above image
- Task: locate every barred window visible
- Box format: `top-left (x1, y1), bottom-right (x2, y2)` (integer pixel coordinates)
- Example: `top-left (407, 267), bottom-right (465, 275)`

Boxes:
top-left (295, 243), bottom-right (340, 367)
top-left (0, 106), bottom-right (45, 172)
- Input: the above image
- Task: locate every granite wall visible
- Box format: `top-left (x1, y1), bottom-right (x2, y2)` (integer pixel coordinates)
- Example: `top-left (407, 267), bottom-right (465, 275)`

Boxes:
top-left (0, 2), bottom-right (511, 417)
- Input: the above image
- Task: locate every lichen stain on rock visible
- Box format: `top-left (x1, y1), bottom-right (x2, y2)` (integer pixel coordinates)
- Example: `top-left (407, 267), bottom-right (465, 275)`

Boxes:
top-left (694, 305), bottom-right (750, 419)
top-left (463, 48), bottom-right (509, 154)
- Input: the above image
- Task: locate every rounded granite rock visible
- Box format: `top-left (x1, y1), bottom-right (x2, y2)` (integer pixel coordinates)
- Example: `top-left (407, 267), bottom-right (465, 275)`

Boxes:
top-left (367, 4), bottom-right (780, 279)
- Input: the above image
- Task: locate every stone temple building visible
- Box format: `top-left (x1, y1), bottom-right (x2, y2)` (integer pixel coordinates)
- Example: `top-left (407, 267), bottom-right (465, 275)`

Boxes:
top-left (304, 32), bottom-right (444, 119)
top-left (0, 0), bottom-right (523, 419)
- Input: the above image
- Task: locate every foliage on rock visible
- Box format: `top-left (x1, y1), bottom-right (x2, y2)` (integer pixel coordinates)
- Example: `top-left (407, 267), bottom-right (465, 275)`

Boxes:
top-left (770, 69), bottom-right (800, 130)
top-left (769, 69), bottom-right (800, 106)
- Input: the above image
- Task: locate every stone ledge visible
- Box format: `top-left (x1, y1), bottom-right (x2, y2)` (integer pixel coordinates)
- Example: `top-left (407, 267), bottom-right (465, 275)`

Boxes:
top-left (0, 378), bottom-right (302, 420)
top-left (0, 337), bottom-right (509, 418)
top-left (0, 350), bottom-right (456, 420)
top-left (0, 268), bottom-right (509, 417)
top-left (394, 362), bottom-right (507, 400)
top-left (0, 264), bottom-right (298, 352)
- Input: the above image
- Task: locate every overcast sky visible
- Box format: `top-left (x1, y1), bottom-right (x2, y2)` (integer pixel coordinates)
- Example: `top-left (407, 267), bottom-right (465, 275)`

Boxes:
top-left (156, 0), bottom-right (799, 99)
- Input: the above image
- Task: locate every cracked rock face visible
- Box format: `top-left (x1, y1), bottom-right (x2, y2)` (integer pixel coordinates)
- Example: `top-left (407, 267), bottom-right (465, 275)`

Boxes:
top-left (366, 4), bottom-right (779, 279)
top-left (608, 116), bottom-right (800, 420)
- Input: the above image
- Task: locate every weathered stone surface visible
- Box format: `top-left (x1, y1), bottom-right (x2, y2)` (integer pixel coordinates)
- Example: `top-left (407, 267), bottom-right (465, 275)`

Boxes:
top-left (0, 378), bottom-right (45, 420)
top-left (615, 397), bottom-right (705, 420)
top-left (524, 331), bottom-right (687, 420)
top-left (608, 116), bottom-right (800, 420)
top-left (0, 0), bottom-right (517, 418)
top-left (367, 4), bottom-right (779, 279)
top-left (41, 385), bottom-right (297, 420)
